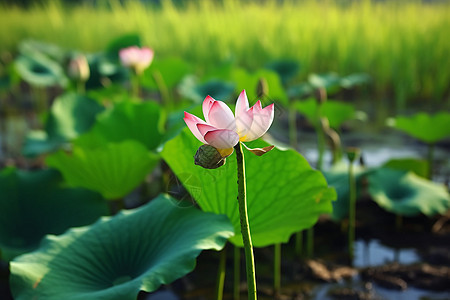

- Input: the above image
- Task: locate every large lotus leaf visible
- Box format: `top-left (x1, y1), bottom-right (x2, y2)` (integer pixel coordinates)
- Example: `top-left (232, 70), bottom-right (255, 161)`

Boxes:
top-left (391, 112), bottom-right (450, 144)
top-left (10, 194), bottom-right (233, 300)
top-left (46, 141), bottom-right (160, 200)
top-left (296, 98), bottom-right (357, 129)
top-left (75, 101), bottom-right (164, 150)
top-left (0, 168), bottom-right (108, 261)
top-left (141, 57), bottom-right (192, 90)
top-left (265, 60), bottom-right (300, 85)
top-left (15, 54), bottom-right (67, 87)
top-left (368, 168), bottom-right (450, 216)
top-left (324, 162), bottom-right (371, 221)
top-left (46, 92), bottom-right (105, 141)
top-left (161, 129), bottom-right (335, 247)
top-left (230, 68), bottom-right (288, 105)
top-left (178, 75), bottom-right (236, 103)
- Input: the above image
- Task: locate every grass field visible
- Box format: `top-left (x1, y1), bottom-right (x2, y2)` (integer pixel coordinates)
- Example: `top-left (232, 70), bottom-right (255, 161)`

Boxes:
top-left (1, 0), bottom-right (449, 107)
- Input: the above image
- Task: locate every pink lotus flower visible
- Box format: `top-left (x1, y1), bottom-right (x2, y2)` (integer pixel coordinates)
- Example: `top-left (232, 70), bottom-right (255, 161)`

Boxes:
top-left (184, 90), bottom-right (274, 157)
top-left (119, 46), bottom-right (154, 75)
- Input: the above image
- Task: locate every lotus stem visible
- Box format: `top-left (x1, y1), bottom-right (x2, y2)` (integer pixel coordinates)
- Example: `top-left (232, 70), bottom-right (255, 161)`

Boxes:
top-left (273, 243), bottom-right (281, 296)
top-left (215, 246), bottom-right (227, 300)
top-left (152, 70), bottom-right (171, 110)
top-left (234, 142), bottom-right (257, 300)
top-left (131, 74), bottom-right (141, 99)
top-left (427, 143), bottom-right (435, 179)
top-left (234, 245), bottom-right (241, 300)
top-left (76, 80), bottom-right (86, 95)
top-left (348, 154), bottom-right (356, 262)
top-left (306, 227), bottom-right (314, 258)
top-left (295, 231), bottom-right (303, 257)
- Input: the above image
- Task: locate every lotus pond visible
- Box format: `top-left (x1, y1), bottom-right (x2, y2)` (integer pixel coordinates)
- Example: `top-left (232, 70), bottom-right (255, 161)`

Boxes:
top-left (1, 1), bottom-right (450, 300)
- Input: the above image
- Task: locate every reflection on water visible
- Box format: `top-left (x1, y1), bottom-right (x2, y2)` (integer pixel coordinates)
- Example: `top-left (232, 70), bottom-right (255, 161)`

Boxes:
top-left (312, 239), bottom-right (450, 300)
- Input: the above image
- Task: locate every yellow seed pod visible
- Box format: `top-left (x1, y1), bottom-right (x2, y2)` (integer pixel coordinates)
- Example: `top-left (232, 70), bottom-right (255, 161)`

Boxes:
top-left (194, 145), bottom-right (226, 169)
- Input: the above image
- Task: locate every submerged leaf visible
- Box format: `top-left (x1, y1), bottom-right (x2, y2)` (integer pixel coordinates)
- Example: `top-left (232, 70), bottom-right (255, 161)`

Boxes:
top-left (10, 194), bottom-right (233, 300)
top-left (162, 129), bottom-right (335, 247)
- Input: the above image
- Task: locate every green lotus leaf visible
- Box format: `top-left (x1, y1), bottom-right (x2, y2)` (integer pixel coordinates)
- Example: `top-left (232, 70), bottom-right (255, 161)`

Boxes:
top-left (178, 76), bottom-right (236, 103)
top-left (10, 194), bottom-right (233, 300)
top-left (382, 158), bottom-right (429, 178)
top-left (46, 141), bottom-right (160, 200)
top-left (287, 82), bottom-right (314, 99)
top-left (265, 60), bottom-right (300, 85)
top-left (105, 33), bottom-right (141, 58)
top-left (296, 98), bottom-right (357, 129)
top-left (18, 39), bottom-right (66, 63)
top-left (0, 168), bottom-right (108, 261)
top-left (22, 93), bottom-right (104, 157)
top-left (46, 92), bottom-right (105, 141)
top-left (162, 129), bottom-right (335, 247)
top-left (85, 53), bottom-right (128, 89)
top-left (391, 112), bottom-right (450, 144)
top-left (141, 57), bottom-right (192, 90)
top-left (75, 101), bottom-right (164, 150)
top-left (230, 68), bottom-right (288, 105)
top-left (308, 72), bottom-right (341, 93)
top-left (22, 131), bottom-right (63, 158)
top-left (324, 162), bottom-right (371, 221)
top-left (368, 168), bottom-right (450, 216)
top-left (340, 73), bottom-right (370, 89)
top-left (15, 53), bottom-right (67, 87)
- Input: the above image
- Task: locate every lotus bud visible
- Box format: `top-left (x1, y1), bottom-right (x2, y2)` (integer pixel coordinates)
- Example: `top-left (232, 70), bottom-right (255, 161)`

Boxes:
top-left (346, 147), bottom-right (361, 163)
top-left (68, 55), bottom-right (90, 82)
top-left (194, 144), bottom-right (226, 169)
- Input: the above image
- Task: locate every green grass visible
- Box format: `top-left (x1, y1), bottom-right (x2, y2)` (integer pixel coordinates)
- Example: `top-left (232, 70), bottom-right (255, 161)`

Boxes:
top-left (1, 0), bottom-right (449, 106)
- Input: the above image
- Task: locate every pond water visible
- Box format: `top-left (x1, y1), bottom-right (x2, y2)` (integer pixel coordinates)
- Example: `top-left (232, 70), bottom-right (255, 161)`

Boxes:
top-left (310, 238), bottom-right (450, 300)
top-left (353, 239), bottom-right (420, 268)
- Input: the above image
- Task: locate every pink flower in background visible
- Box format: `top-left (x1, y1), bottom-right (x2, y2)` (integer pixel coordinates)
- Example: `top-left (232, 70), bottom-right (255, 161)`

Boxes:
top-left (119, 46), bottom-right (154, 74)
top-left (184, 90), bottom-right (274, 157)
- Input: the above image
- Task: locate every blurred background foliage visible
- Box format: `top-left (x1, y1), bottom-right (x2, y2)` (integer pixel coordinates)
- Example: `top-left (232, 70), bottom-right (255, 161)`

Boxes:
top-left (0, 0), bottom-right (449, 109)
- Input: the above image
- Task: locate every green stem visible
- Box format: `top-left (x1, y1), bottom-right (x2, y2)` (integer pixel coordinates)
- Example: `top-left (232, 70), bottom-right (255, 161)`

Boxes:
top-left (234, 142), bottom-right (257, 300)
top-left (295, 231), bottom-right (303, 257)
top-left (152, 70), bottom-right (171, 110)
top-left (131, 74), bottom-right (141, 99)
top-left (234, 245), bottom-right (241, 300)
top-left (348, 160), bottom-right (356, 262)
top-left (427, 143), bottom-right (434, 179)
top-left (76, 80), bottom-right (86, 95)
top-left (395, 214), bottom-right (403, 232)
top-left (288, 101), bottom-right (298, 150)
top-left (306, 227), bottom-right (314, 258)
top-left (274, 243), bottom-right (281, 296)
top-left (316, 120), bottom-right (325, 171)
top-left (215, 246), bottom-right (227, 300)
